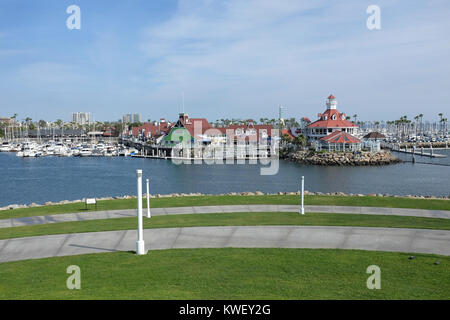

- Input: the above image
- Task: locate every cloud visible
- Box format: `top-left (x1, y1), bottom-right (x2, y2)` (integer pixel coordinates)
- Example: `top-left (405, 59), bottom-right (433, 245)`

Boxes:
top-left (15, 62), bottom-right (86, 87)
top-left (138, 0), bottom-right (450, 120)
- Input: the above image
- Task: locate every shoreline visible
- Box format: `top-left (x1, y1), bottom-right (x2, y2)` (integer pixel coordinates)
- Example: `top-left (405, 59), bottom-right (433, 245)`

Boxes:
top-left (1, 190), bottom-right (449, 211)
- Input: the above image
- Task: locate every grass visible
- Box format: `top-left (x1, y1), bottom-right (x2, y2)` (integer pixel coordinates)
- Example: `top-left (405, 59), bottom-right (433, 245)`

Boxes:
top-left (0, 248), bottom-right (448, 299)
top-left (1, 194), bottom-right (449, 220)
top-left (1, 211), bottom-right (450, 240)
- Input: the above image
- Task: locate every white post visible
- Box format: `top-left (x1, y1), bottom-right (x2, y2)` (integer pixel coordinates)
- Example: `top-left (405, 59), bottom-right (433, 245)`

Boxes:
top-left (136, 169), bottom-right (146, 255)
top-left (300, 176), bottom-right (305, 215)
top-left (146, 178), bottom-right (151, 218)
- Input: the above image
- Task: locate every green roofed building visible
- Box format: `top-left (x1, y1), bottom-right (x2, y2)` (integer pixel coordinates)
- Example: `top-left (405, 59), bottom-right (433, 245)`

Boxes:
top-left (162, 113), bottom-right (211, 147)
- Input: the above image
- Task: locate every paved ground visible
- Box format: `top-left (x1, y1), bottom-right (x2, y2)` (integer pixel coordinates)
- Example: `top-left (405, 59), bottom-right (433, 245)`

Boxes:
top-left (0, 205), bottom-right (449, 229)
top-left (0, 225), bottom-right (449, 263)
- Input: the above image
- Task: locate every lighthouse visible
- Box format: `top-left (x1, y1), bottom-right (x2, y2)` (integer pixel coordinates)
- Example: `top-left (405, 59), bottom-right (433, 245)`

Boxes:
top-left (305, 94), bottom-right (359, 141)
top-left (326, 94), bottom-right (337, 110)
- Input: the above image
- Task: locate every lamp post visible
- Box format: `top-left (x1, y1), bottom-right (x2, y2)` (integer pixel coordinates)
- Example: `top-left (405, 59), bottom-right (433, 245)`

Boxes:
top-left (146, 178), bottom-right (151, 218)
top-left (300, 176), bottom-right (305, 215)
top-left (136, 169), bottom-right (146, 255)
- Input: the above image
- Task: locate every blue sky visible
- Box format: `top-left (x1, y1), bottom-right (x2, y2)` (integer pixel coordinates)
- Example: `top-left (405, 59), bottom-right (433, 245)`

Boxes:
top-left (0, 0), bottom-right (449, 123)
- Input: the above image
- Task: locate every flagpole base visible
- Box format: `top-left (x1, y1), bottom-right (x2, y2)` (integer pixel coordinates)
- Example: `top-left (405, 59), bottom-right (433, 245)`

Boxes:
top-left (136, 240), bottom-right (147, 255)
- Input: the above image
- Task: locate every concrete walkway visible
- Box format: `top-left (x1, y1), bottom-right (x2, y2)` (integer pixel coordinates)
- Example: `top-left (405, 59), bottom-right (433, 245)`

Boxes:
top-left (1, 225), bottom-right (449, 263)
top-left (0, 205), bottom-right (449, 229)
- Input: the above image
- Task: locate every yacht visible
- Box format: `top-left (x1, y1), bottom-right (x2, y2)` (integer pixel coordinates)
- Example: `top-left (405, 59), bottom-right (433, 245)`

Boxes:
top-left (22, 145), bottom-right (38, 157)
top-left (79, 145), bottom-right (93, 157)
top-left (0, 142), bottom-right (12, 152)
top-left (118, 148), bottom-right (130, 157)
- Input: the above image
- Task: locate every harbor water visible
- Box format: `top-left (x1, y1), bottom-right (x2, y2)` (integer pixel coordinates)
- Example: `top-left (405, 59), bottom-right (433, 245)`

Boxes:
top-left (0, 151), bottom-right (449, 207)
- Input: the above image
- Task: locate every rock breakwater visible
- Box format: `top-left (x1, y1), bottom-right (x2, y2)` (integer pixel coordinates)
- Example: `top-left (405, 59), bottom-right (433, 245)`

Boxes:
top-left (285, 150), bottom-right (401, 166)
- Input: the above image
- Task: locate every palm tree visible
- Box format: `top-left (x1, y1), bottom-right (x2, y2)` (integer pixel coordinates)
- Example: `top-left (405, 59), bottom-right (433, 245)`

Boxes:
top-left (414, 115), bottom-right (419, 137)
top-left (294, 134), bottom-right (306, 148)
top-left (419, 114), bottom-right (424, 139)
top-left (374, 121), bottom-right (380, 132)
top-left (353, 114), bottom-right (357, 124)
top-left (438, 113), bottom-right (444, 137)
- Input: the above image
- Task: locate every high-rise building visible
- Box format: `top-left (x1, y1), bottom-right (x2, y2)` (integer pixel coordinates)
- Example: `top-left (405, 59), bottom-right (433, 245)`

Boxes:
top-left (122, 113), bottom-right (141, 124)
top-left (72, 112), bottom-right (91, 125)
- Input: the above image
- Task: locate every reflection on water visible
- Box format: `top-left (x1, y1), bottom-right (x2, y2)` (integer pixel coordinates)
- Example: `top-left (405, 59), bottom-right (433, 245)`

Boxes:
top-left (0, 151), bottom-right (449, 206)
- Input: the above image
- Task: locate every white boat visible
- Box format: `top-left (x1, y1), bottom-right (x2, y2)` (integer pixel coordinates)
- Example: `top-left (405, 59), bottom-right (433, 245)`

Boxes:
top-left (118, 148), bottom-right (130, 156)
top-left (79, 146), bottom-right (93, 157)
top-left (71, 147), bottom-right (80, 156)
top-left (10, 144), bottom-right (22, 152)
top-left (23, 147), bottom-right (37, 157)
top-left (0, 142), bottom-right (12, 152)
top-left (20, 142), bottom-right (39, 157)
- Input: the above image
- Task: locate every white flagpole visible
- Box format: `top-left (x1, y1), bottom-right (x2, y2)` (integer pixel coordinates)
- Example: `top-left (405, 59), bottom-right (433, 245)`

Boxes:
top-left (300, 176), bottom-right (305, 215)
top-left (136, 169), bottom-right (146, 255)
top-left (146, 178), bottom-right (151, 218)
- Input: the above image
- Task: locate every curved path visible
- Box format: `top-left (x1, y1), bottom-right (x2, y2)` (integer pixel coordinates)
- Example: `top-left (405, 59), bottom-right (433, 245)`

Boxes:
top-left (0, 225), bottom-right (449, 263)
top-left (0, 205), bottom-right (449, 229)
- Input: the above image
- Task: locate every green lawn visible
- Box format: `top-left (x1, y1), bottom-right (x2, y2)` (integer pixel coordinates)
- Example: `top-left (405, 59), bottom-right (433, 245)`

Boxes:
top-left (0, 248), bottom-right (448, 299)
top-left (1, 211), bottom-right (449, 240)
top-left (1, 194), bottom-right (449, 220)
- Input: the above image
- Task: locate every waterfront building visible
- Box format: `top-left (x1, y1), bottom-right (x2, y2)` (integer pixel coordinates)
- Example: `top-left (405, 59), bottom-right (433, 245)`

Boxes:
top-left (72, 112), bottom-right (91, 125)
top-left (306, 95), bottom-right (358, 141)
top-left (131, 120), bottom-right (173, 140)
top-left (316, 130), bottom-right (362, 151)
top-left (281, 129), bottom-right (296, 140)
top-left (363, 132), bottom-right (386, 141)
top-left (217, 123), bottom-right (275, 145)
top-left (162, 114), bottom-right (276, 147)
top-left (0, 117), bottom-right (14, 125)
top-left (163, 113), bottom-right (211, 146)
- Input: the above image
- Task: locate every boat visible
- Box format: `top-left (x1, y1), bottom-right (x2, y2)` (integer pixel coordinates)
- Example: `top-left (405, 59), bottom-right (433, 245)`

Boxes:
top-left (79, 145), bottom-right (93, 157)
top-left (118, 148), bottom-right (130, 157)
top-left (0, 142), bottom-right (12, 152)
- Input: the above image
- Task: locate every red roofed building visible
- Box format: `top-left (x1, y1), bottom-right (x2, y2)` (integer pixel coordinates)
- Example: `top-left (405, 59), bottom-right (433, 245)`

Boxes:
top-left (131, 120), bottom-right (173, 140)
top-left (319, 130), bottom-right (361, 151)
top-left (281, 129), bottom-right (295, 140)
top-left (306, 94), bottom-right (358, 141)
top-left (163, 113), bottom-right (275, 146)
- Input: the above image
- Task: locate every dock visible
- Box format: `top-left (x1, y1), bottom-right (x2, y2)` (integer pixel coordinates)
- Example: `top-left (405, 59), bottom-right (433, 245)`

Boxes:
top-left (382, 143), bottom-right (446, 158)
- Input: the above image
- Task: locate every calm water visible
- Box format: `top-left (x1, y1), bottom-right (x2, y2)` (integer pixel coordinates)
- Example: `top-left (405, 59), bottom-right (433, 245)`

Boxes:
top-left (0, 151), bottom-right (449, 206)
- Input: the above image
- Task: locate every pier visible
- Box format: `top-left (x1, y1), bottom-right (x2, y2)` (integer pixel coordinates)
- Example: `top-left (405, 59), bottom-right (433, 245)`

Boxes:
top-left (382, 143), bottom-right (446, 158)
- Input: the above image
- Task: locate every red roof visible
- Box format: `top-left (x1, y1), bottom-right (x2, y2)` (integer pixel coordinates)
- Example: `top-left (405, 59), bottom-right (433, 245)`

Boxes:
top-left (320, 131), bottom-right (360, 144)
top-left (281, 129), bottom-right (295, 139)
top-left (328, 94), bottom-right (335, 99)
top-left (132, 122), bottom-right (173, 137)
top-left (301, 117), bottom-right (311, 123)
top-left (181, 118), bottom-right (212, 139)
top-left (307, 109), bottom-right (358, 129)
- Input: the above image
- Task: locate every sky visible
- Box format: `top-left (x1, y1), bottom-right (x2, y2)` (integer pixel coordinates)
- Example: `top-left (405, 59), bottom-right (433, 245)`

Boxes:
top-left (0, 0), bottom-right (449, 123)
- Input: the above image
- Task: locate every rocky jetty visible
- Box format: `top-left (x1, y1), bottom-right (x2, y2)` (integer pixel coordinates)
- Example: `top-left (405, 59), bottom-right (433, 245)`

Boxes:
top-left (285, 150), bottom-right (401, 166)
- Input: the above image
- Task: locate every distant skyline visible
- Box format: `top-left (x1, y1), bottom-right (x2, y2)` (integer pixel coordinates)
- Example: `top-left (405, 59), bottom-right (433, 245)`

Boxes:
top-left (0, 0), bottom-right (449, 123)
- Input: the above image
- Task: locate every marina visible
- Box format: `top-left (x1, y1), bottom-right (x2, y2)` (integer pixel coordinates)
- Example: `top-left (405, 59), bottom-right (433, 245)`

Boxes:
top-left (0, 149), bottom-right (449, 208)
top-left (0, 140), bottom-right (137, 158)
